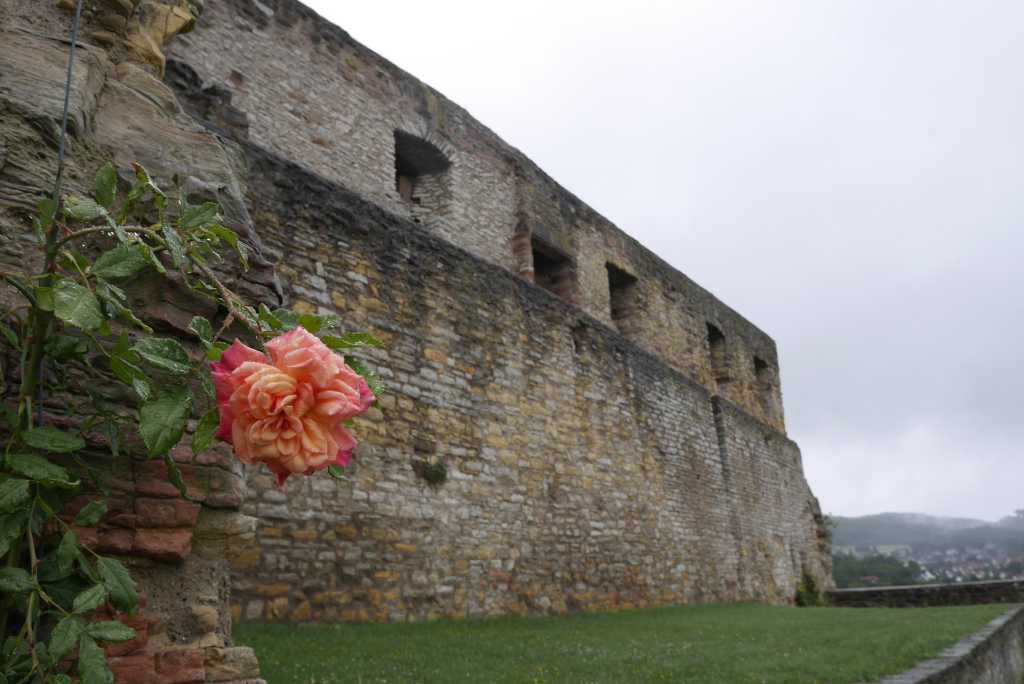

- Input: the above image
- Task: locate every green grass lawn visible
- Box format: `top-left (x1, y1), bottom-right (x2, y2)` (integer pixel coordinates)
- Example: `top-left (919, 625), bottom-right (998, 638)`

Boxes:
top-left (234, 603), bottom-right (1007, 684)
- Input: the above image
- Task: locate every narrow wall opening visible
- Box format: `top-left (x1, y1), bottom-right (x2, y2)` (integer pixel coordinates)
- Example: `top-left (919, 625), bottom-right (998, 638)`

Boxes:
top-left (753, 355), bottom-right (775, 420)
top-left (606, 262), bottom-right (641, 338)
top-left (531, 236), bottom-right (575, 303)
top-left (394, 131), bottom-right (451, 213)
top-left (707, 323), bottom-right (730, 390)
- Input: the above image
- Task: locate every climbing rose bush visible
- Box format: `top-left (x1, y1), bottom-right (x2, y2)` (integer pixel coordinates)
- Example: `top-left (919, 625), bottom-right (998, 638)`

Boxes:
top-left (211, 326), bottom-right (376, 485)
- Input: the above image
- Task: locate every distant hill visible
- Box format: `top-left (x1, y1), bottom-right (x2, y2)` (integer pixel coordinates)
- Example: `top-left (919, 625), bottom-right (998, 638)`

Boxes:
top-left (832, 513), bottom-right (1024, 553)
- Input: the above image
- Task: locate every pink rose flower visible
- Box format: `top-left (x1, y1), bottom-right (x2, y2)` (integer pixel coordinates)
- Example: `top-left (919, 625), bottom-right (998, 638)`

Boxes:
top-left (209, 327), bottom-right (375, 486)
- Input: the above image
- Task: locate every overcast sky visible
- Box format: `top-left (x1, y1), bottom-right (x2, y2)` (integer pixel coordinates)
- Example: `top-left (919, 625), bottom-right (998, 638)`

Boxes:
top-left (305, 0), bottom-right (1022, 521)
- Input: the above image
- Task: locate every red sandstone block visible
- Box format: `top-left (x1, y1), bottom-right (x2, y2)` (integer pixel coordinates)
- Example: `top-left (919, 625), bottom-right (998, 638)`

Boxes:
top-left (109, 654), bottom-right (160, 684)
top-left (135, 498), bottom-right (201, 528)
top-left (97, 528), bottom-right (136, 555)
top-left (155, 649), bottom-right (205, 684)
top-left (133, 528), bottom-right (193, 563)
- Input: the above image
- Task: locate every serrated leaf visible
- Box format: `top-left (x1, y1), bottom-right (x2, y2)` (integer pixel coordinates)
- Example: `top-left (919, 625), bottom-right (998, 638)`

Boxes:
top-left (139, 387), bottom-right (191, 458)
top-left (97, 558), bottom-right (137, 613)
top-left (34, 286), bottom-right (54, 312)
top-left (0, 567), bottom-right (35, 593)
top-left (133, 338), bottom-right (191, 375)
top-left (137, 243), bottom-right (166, 275)
top-left (53, 279), bottom-right (103, 331)
top-left (188, 316), bottom-right (213, 345)
top-left (298, 314), bottom-right (322, 334)
top-left (73, 500), bottom-right (107, 527)
top-left (94, 163), bottom-right (117, 209)
top-left (72, 584), bottom-right (108, 614)
top-left (321, 332), bottom-right (384, 350)
top-left (327, 464), bottom-right (349, 482)
top-left (49, 616), bottom-right (84, 662)
top-left (5, 452), bottom-right (76, 487)
top-left (37, 197), bottom-right (58, 231)
top-left (344, 357), bottom-right (384, 397)
top-left (92, 244), bottom-right (149, 280)
top-left (63, 196), bottom-right (106, 223)
top-left (57, 530), bottom-right (78, 575)
top-left (258, 304), bottom-right (283, 332)
top-left (22, 426), bottom-right (85, 453)
top-left (272, 308), bottom-right (301, 331)
top-left (0, 321), bottom-right (19, 350)
top-left (163, 455), bottom-right (191, 500)
top-left (0, 510), bottom-right (27, 558)
top-left (0, 479), bottom-right (30, 511)
top-left (208, 224), bottom-right (238, 249)
top-left (45, 334), bottom-right (88, 361)
top-left (191, 409), bottom-right (219, 455)
top-left (131, 377), bottom-right (151, 401)
top-left (86, 621), bottom-right (135, 643)
top-left (180, 202), bottom-right (220, 230)
top-left (206, 341), bottom-right (228, 361)
top-left (78, 636), bottom-right (113, 684)
top-left (161, 224), bottom-right (187, 269)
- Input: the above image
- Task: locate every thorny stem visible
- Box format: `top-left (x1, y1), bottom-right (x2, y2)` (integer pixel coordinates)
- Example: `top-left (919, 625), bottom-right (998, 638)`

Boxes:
top-left (193, 261), bottom-right (267, 354)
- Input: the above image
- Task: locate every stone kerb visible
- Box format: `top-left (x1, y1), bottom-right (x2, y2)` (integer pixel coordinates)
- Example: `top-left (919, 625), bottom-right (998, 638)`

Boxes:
top-left (866, 605), bottom-right (1024, 684)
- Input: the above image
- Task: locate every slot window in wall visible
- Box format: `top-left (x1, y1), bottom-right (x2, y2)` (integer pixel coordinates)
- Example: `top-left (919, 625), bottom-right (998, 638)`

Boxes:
top-left (707, 323), bottom-right (730, 389)
top-left (753, 355), bottom-right (773, 415)
top-left (394, 131), bottom-right (451, 207)
top-left (531, 237), bottom-right (576, 303)
top-left (606, 262), bottom-right (641, 338)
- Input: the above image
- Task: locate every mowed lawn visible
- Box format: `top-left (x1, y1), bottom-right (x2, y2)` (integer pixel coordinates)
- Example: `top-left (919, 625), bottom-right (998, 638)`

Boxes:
top-left (234, 603), bottom-right (1007, 683)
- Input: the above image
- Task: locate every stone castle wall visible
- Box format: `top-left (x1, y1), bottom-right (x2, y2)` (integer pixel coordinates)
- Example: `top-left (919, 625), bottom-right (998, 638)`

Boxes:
top-left (206, 143), bottom-right (830, 622)
top-left (168, 0), bottom-right (787, 434)
top-left (157, 0), bottom-right (832, 622)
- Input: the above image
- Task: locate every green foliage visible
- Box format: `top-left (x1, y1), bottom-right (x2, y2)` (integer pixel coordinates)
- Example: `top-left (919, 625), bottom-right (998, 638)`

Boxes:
top-left (0, 159), bottom-right (385, 682)
top-left (794, 572), bottom-right (825, 607)
top-left (832, 553), bottom-right (925, 589)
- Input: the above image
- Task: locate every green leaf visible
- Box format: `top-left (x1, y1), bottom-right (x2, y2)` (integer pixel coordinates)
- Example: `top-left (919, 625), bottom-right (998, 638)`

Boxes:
top-left (49, 616), bottom-right (85, 662)
top-left (131, 378), bottom-right (152, 401)
top-left (45, 334), bottom-right (88, 361)
top-left (163, 455), bottom-right (191, 500)
top-left (34, 286), bottom-right (54, 312)
top-left (78, 636), bottom-right (113, 684)
top-left (139, 388), bottom-right (191, 458)
top-left (37, 197), bottom-right (58, 231)
top-left (57, 530), bottom-right (78, 575)
top-left (327, 464), bottom-right (349, 482)
top-left (5, 452), bottom-right (77, 487)
top-left (63, 196), bottom-right (106, 223)
top-left (97, 558), bottom-right (138, 613)
top-left (258, 304), bottom-right (283, 332)
top-left (92, 244), bottom-right (149, 280)
top-left (206, 341), bottom-right (228, 361)
top-left (180, 202), bottom-right (220, 230)
top-left (298, 314), bottom-right (322, 334)
top-left (53, 279), bottom-right (103, 331)
top-left (191, 409), bottom-right (219, 455)
top-left (272, 308), bottom-right (301, 331)
top-left (208, 224), bottom-right (238, 250)
top-left (50, 675), bottom-right (73, 684)
top-left (86, 621), bottom-right (135, 643)
top-left (0, 567), bottom-right (35, 593)
top-left (321, 332), bottom-right (384, 350)
top-left (22, 426), bottom-right (85, 453)
top-left (161, 224), bottom-right (187, 269)
top-left (133, 338), bottom-right (192, 375)
top-left (137, 243), bottom-right (166, 275)
top-left (0, 321), bottom-right (19, 350)
top-left (344, 357), bottom-right (384, 397)
top-left (72, 584), bottom-right (108, 614)
top-left (188, 316), bottom-right (213, 345)
top-left (0, 510), bottom-right (27, 558)
top-left (0, 479), bottom-right (30, 511)
top-left (73, 500), bottom-right (107, 527)
top-left (94, 163), bottom-right (117, 209)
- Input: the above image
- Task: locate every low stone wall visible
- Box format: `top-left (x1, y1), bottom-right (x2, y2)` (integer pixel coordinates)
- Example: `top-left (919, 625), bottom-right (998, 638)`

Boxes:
top-left (829, 579), bottom-right (1024, 608)
top-left (871, 606), bottom-right (1024, 684)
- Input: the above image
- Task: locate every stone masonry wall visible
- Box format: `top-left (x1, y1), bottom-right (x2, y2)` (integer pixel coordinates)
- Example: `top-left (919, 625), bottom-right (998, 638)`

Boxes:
top-left (168, 0), bottom-right (787, 433)
top-left (220, 144), bottom-right (830, 622)
top-left (0, 3), bottom-right (268, 680)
